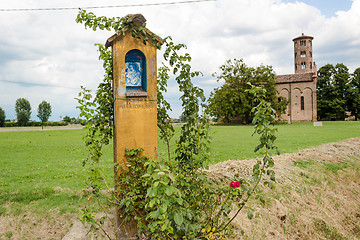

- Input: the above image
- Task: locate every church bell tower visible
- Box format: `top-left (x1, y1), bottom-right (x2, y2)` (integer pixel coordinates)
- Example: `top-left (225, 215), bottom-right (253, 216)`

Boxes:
top-left (293, 33), bottom-right (314, 74)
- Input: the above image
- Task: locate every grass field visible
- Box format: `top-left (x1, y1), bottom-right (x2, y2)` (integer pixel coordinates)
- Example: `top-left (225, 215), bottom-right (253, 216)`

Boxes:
top-left (208, 121), bottom-right (360, 164)
top-left (0, 121), bottom-right (359, 216)
top-left (0, 129), bottom-right (114, 215)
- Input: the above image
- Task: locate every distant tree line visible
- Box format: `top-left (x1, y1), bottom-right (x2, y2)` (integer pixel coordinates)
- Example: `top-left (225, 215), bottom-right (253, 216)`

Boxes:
top-left (4, 121), bottom-right (68, 128)
top-left (62, 116), bottom-right (82, 125)
top-left (0, 98), bottom-right (80, 128)
top-left (317, 64), bottom-right (360, 121)
top-left (14, 98), bottom-right (53, 127)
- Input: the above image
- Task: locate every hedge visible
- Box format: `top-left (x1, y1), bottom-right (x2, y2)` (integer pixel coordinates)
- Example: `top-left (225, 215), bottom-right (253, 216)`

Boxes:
top-left (4, 121), bottom-right (68, 127)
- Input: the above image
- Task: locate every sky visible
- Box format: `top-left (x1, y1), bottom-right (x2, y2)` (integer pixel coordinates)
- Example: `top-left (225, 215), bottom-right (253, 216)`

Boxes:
top-left (0, 0), bottom-right (358, 120)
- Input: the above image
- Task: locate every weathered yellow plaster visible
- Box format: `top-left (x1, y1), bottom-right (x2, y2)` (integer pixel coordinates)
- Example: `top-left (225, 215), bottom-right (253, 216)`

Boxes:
top-left (110, 32), bottom-right (158, 171)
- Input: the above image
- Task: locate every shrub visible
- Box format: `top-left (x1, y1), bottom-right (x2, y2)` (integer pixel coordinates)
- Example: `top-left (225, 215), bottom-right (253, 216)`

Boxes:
top-left (4, 121), bottom-right (68, 127)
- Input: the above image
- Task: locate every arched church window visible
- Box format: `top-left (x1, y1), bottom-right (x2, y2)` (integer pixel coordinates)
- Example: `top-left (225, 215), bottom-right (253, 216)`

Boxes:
top-left (301, 96), bottom-right (304, 110)
top-left (301, 62), bottom-right (306, 70)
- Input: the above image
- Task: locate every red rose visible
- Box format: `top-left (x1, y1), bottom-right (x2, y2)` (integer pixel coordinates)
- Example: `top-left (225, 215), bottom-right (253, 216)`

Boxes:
top-left (230, 181), bottom-right (240, 189)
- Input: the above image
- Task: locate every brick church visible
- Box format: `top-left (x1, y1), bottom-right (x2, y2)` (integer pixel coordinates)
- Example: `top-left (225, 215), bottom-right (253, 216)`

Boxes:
top-left (276, 33), bottom-right (317, 122)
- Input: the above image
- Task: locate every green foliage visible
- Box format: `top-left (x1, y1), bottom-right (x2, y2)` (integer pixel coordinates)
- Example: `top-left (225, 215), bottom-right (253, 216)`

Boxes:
top-left (323, 162), bottom-right (351, 175)
top-left (317, 63), bottom-right (351, 120)
top-left (157, 63), bottom-right (175, 161)
top-left (161, 40), bottom-right (210, 171)
top-left (37, 101), bottom-right (52, 128)
top-left (141, 156), bottom-right (236, 239)
top-left (76, 43), bottom-right (114, 168)
top-left (75, 10), bottom-right (278, 240)
top-left (75, 41), bottom-right (114, 236)
top-left (15, 98), bottom-right (31, 126)
top-left (63, 116), bottom-right (81, 124)
top-left (207, 59), bottom-right (288, 123)
top-left (218, 84), bottom-right (279, 230)
top-left (17, 111), bottom-right (29, 126)
top-left (348, 67), bottom-right (360, 120)
top-left (4, 121), bottom-right (67, 127)
top-left (0, 107), bottom-right (5, 127)
top-left (63, 115), bottom-right (72, 124)
top-left (76, 10), bottom-right (162, 49)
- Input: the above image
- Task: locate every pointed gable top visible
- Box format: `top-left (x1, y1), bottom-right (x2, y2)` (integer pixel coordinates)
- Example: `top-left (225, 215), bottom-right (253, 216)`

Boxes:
top-left (105, 13), bottom-right (163, 48)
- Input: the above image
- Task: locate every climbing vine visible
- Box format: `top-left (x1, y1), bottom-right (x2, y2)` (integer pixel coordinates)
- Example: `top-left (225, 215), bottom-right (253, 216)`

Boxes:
top-left (76, 10), bottom-right (277, 239)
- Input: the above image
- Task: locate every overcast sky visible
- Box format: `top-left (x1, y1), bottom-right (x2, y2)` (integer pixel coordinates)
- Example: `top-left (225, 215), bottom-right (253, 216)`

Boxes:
top-left (0, 0), bottom-right (358, 120)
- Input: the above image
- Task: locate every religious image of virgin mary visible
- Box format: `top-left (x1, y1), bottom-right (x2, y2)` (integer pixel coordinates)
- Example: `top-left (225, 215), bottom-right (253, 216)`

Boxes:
top-left (125, 62), bottom-right (142, 87)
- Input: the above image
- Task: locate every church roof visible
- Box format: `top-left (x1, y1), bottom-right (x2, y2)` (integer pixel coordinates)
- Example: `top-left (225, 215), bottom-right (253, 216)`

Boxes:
top-left (276, 72), bottom-right (315, 84)
top-left (292, 33), bottom-right (314, 42)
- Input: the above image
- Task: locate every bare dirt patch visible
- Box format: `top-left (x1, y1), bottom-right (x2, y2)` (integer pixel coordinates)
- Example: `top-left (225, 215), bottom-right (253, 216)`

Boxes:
top-left (1, 138), bottom-right (360, 239)
top-left (0, 209), bottom-right (72, 240)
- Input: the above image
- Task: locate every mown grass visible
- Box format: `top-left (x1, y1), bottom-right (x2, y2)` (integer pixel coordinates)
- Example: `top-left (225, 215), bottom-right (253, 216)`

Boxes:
top-left (207, 121), bottom-right (360, 164)
top-left (0, 121), bottom-right (359, 215)
top-left (0, 129), bottom-right (113, 215)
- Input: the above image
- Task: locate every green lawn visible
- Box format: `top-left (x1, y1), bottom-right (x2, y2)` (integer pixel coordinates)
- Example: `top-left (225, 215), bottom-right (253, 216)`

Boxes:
top-left (0, 121), bottom-right (359, 214)
top-left (0, 130), bottom-right (113, 214)
top-left (208, 121), bottom-right (360, 164)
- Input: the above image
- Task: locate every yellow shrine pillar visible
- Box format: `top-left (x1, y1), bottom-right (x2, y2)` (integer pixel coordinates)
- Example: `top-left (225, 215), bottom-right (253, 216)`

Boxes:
top-left (105, 14), bottom-right (161, 170)
top-left (105, 14), bottom-right (161, 238)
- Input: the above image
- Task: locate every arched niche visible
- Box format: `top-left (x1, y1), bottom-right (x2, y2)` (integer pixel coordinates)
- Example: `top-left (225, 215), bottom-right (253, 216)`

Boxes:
top-left (125, 49), bottom-right (147, 92)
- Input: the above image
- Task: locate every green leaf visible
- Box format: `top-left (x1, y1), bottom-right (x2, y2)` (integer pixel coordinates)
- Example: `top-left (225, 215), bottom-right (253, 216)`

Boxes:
top-left (176, 198), bottom-right (183, 205)
top-left (174, 212), bottom-right (184, 226)
top-left (160, 204), bottom-right (168, 214)
top-left (165, 186), bottom-right (174, 196)
top-left (161, 223), bottom-right (167, 231)
top-left (268, 159), bottom-right (274, 168)
top-left (149, 210), bottom-right (160, 219)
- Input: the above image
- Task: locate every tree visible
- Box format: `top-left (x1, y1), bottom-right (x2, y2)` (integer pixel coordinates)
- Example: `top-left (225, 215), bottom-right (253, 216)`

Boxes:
top-left (317, 63), bottom-right (350, 120)
top-left (15, 98), bottom-right (31, 126)
top-left (207, 59), bottom-right (287, 123)
top-left (348, 67), bottom-right (360, 120)
top-left (63, 115), bottom-right (71, 124)
top-left (37, 101), bottom-right (52, 129)
top-left (0, 107), bottom-right (5, 127)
